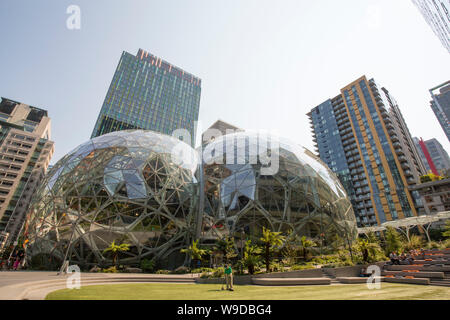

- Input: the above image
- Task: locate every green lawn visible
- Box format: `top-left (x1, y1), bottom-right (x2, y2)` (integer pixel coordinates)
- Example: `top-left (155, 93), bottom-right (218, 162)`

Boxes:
top-left (46, 283), bottom-right (450, 300)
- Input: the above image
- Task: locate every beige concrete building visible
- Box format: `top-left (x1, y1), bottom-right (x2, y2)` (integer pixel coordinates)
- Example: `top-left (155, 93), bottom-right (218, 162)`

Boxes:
top-left (202, 119), bottom-right (244, 145)
top-left (0, 98), bottom-right (54, 250)
top-left (409, 178), bottom-right (450, 215)
top-left (382, 87), bottom-right (427, 184)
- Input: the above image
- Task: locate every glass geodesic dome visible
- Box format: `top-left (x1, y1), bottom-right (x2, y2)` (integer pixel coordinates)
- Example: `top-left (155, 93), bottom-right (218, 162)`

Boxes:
top-left (23, 130), bottom-right (198, 269)
top-left (199, 132), bottom-right (358, 247)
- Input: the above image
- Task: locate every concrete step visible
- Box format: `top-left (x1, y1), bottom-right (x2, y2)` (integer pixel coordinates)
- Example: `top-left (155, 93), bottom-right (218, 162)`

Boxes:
top-left (384, 265), bottom-right (450, 272)
top-left (382, 270), bottom-right (445, 279)
top-left (252, 277), bottom-right (331, 286)
top-left (429, 281), bottom-right (450, 287)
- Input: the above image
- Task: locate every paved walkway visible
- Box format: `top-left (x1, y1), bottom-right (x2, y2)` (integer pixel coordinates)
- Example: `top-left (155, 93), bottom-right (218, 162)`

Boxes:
top-left (0, 271), bottom-right (198, 300)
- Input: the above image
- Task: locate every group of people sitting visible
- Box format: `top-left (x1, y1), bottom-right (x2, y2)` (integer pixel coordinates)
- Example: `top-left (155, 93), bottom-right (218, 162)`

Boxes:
top-left (0, 250), bottom-right (25, 271)
top-left (389, 249), bottom-right (421, 265)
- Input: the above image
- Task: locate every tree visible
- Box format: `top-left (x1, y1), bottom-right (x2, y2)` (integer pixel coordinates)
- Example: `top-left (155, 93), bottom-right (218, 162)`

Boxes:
top-left (365, 231), bottom-right (379, 244)
top-left (240, 240), bottom-right (262, 275)
top-left (384, 227), bottom-right (403, 254)
top-left (281, 231), bottom-right (301, 265)
top-left (180, 239), bottom-right (208, 267)
top-left (299, 236), bottom-right (315, 261)
top-left (420, 173), bottom-right (442, 183)
top-left (103, 240), bottom-right (130, 267)
top-left (213, 237), bottom-right (237, 264)
top-left (260, 227), bottom-right (285, 273)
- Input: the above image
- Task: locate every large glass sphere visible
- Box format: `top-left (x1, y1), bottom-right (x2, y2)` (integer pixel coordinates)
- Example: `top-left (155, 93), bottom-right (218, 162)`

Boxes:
top-left (200, 132), bottom-right (358, 247)
top-left (24, 130), bottom-right (198, 269)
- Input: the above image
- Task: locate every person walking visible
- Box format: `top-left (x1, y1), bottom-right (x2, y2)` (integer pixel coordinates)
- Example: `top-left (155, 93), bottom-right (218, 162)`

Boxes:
top-left (224, 264), bottom-right (234, 291)
top-left (13, 257), bottom-right (20, 271)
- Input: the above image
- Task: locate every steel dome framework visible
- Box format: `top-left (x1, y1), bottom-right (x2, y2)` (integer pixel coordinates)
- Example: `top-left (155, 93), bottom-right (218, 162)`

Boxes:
top-left (23, 130), bottom-right (358, 269)
top-left (23, 130), bottom-right (198, 269)
top-left (199, 132), bottom-right (358, 248)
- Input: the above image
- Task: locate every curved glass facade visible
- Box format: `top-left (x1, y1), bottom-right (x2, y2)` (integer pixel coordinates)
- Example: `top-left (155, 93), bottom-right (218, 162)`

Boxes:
top-left (23, 130), bottom-right (198, 269)
top-left (23, 130), bottom-right (357, 269)
top-left (200, 132), bottom-right (358, 247)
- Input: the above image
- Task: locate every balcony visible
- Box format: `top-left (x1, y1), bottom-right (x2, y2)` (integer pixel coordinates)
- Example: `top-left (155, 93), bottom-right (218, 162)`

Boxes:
top-left (391, 134), bottom-right (399, 142)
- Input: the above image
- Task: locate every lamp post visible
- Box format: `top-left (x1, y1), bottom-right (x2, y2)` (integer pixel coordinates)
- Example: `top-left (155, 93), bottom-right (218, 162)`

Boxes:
top-left (320, 202), bottom-right (331, 257)
top-left (240, 230), bottom-right (245, 259)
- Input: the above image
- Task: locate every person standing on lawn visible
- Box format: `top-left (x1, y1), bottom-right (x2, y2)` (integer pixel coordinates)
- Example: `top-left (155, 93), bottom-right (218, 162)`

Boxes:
top-left (224, 264), bottom-right (234, 291)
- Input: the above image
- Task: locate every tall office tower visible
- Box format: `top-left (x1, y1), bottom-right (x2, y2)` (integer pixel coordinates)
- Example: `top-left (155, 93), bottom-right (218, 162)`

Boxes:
top-left (415, 137), bottom-right (450, 175)
top-left (429, 81), bottom-right (450, 142)
top-left (412, 0), bottom-right (450, 53)
top-left (91, 49), bottom-right (202, 146)
top-left (413, 137), bottom-right (439, 175)
top-left (0, 98), bottom-right (54, 249)
top-left (307, 76), bottom-right (425, 227)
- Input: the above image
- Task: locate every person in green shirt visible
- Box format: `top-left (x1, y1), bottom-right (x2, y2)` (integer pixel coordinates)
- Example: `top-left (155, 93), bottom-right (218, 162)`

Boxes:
top-left (224, 264), bottom-right (234, 291)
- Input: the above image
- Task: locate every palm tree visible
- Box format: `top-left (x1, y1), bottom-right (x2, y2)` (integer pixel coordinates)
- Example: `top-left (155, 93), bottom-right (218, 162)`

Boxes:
top-left (299, 236), bottom-right (315, 261)
top-left (241, 240), bottom-right (262, 275)
top-left (357, 238), bottom-right (381, 263)
top-left (282, 231), bottom-right (301, 265)
top-left (180, 239), bottom-right (208, 267)
top-left (213, 237), bottom-right (237, 264)
top-left (103, 240), bottom-right (130, 267)
top-left (260, 227), bottom-right (285, 273)
top-left (384, 227), bottom-right (403, 255)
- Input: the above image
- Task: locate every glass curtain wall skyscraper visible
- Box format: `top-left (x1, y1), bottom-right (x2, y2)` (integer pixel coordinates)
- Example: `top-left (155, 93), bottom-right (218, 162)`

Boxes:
top-left (91, 49), bottom-right (201, 146)
top-left (412, 0), bottom-right (450, 53)
top-left (429, 81), bottom-right (450, 142)
top-left (308, 76), bottom-right (425, 227)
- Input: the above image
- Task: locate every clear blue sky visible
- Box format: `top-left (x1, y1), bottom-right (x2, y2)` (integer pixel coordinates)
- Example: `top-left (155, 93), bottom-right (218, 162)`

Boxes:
top-left (0, 0), bottom-right (449, 164)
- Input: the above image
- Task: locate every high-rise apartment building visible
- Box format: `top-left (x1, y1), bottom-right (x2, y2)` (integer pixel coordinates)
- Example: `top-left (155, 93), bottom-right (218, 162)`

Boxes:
top-left (0, 98), bottom-right (54, 249)
top-left (412, 0), bottom-right (450, 53)
top-left (429, 81), bottom-right (450, 142)
top-left (92, 49), bottom-right (202, 146)
top-left (308, 76), bottom-right (425, 227)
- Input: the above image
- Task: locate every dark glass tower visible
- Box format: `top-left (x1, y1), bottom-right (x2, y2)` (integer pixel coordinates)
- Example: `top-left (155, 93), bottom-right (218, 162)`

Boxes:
top-left (91, 49), bottom-right (201, 146)
top-left (412, 0), bottom-right (450, 54)
top-left (429, 81), bottom-right (450, 142)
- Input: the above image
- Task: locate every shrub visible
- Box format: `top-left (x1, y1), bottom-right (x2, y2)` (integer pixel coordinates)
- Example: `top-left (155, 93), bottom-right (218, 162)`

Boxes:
top-left (102, 266), bottom-right (119, 273)
top-left (212, 267), bottom-right (224, 278)
top-left (311, 255), bottom-right (340, 265)
top-left (443, 239), bottom-right (450, 248)
top-left (269, 261), bottom-right (285, 273)
top-left (172, 266), bottom-right (190, 274)
top-left (426, 241), bottom-right (441, 249)
top-left (322, 261), bottom-right (355, 268)
top-left (200, 272), bottom-right (212, 279)
top-left (156, 269), bottom-right (171, 274)
top-left (140, 259), bottom-right (156, 273)
top-left (191, 267), bottom-right (213, 274)
top-left (290, 264), bottom-right (316, 271)
top-left (404, 235), bottom-right (424, 251)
